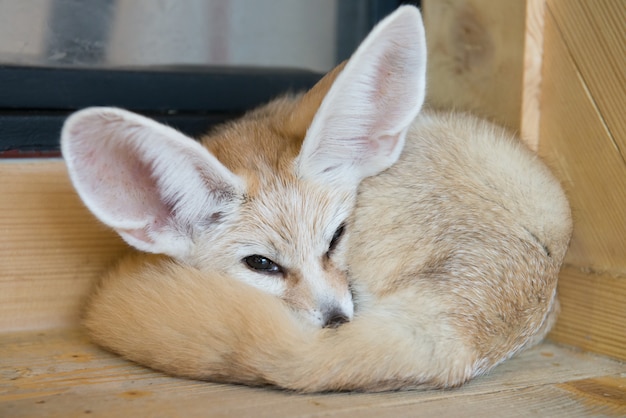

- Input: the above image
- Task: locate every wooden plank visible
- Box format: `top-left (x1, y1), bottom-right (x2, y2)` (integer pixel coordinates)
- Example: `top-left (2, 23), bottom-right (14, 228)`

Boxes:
top-left (557, 376), bottom-right (626, 417)
top-left (537, 7), bottom-right (626, 272)
top-left (422, 0), bottom-right (526, 131)
top-left (0, 160), bottom-right (128, 332)
top-left (1, 329), bottom-right (625, 417)
top-left (520, 0), bottom-right (546, 150)
top-left (548, 0), bottom-right (626, 160)
top-left (550, 266), bottom-right (626, 361)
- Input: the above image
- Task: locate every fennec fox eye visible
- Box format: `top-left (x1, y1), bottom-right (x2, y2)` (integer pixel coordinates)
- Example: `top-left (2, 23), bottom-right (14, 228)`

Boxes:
top-left (243, 255), bottom-right (284, 275)
top-left (327, 223), bottom-right (346, 255)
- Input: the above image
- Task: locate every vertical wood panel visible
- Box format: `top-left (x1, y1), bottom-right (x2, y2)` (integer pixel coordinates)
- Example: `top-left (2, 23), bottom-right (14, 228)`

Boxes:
top-left (550, 267), bottom-right (626, 361)
top-left (539, 1), bottom-right (626, 272)
top-left (538, 1), bottom-right (626, 359)
top-left (548, 0), bottom-right (626, 159)
top-left (520, 0), bottom-right (546, 150)
top-left (423, 0), bottom-right (526, 132)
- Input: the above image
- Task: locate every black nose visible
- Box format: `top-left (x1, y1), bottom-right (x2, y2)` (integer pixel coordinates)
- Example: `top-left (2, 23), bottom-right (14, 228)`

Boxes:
top-left (323, 309), bottom-right (350, 328)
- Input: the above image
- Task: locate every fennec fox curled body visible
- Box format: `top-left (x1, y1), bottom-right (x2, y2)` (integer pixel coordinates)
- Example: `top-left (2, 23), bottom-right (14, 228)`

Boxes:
top-left (62, 6), bottom-right (572, 392)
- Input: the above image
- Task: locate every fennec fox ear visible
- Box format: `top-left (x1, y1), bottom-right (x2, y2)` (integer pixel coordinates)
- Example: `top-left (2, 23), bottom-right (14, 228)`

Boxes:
top-left (61, 107), bottom-right (245, 259)
top-left (297, 6), bottom-right (427, 187)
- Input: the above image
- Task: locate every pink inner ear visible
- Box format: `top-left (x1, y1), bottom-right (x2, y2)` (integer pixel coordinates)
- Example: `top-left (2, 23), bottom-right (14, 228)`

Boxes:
top-left (297, 7), bottom-right (426, 186)
top-left (69, 119), bottom-right (172, 228)
top-left (64, 107), bottom-right (246, 257)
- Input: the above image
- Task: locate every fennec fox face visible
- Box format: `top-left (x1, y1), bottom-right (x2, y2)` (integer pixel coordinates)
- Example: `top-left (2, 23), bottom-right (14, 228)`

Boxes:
top-left (61, 4), bottom-right (425, 328)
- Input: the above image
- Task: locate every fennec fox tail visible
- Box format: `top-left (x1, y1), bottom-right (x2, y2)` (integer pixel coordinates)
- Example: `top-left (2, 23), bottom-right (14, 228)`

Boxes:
top-left (75, 6), bottom-right (572, 392)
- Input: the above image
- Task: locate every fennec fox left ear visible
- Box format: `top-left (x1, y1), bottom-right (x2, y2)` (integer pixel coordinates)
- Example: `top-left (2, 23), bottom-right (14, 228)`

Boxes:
top-left (297, 5), bottom-right (427, 188)
top-left (61, 107), bottom-right (245, 260)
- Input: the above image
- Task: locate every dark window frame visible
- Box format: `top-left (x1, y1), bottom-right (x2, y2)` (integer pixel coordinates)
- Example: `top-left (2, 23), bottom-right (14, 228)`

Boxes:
top-left (0, 0), bottom-right (416, 157)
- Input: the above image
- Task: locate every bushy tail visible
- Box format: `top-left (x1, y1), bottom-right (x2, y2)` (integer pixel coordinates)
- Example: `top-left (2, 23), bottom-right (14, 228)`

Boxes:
top-left (84, 254), bottom-right (477, 392)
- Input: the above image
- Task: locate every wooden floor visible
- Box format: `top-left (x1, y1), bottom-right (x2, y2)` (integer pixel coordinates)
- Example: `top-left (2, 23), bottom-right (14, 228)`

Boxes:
top-left (1, 329), bottom-right (625, 417)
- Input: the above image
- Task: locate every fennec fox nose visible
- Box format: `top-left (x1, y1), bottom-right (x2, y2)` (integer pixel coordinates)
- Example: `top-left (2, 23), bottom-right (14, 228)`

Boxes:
top-left (323, 309), bottom-right (350, 329)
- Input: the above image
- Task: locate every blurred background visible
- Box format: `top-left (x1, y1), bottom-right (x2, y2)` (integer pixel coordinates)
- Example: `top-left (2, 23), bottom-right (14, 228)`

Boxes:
top-left (0, 0), bottom-right (417, 155)
top-left (0, 0), bottom-right (413, 72)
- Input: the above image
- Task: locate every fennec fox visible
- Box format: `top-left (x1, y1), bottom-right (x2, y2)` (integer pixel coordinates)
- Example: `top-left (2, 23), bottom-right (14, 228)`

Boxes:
top-left (63, 6), bottom-right (572, 392)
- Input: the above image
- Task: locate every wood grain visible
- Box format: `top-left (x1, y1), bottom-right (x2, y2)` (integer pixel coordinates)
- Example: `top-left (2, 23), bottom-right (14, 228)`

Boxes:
top-left (550, 266), bottom-right (626, 361)
top-left (537, 4), bottom-right (626, 272)
top-left (520, 0), bottom-right (546, 150)
top-left (548, 0), bottom-right (626, 160)
top-left (422, 0), bottom-right (526, 132)
top-left (1, 329), bottom-right (625, 417)
top-left (0, 160), bottom-right (128, 332)
top-left (558, 376), bottom-right (626, 416)
top-left (536, 2), bottom-right (626, 360)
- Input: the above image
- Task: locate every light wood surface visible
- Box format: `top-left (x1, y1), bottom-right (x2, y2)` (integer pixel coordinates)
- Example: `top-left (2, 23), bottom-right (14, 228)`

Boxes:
top-left (423, 0), bottom-right (526, 131)
top-left (520, 0), bottom-right (546, 150)
top-left (548, 0), bottom-right (626, 156)
top-left (536, 0), bottom-right (626, 361)
top-left (539, 0), bottom-right (626, 273)
top-left (550, 266), bottom-right (626, 361)
top-left (1, 329), bottom-right (625, 417)
top-left (0, 160), bottom-right (128, 332)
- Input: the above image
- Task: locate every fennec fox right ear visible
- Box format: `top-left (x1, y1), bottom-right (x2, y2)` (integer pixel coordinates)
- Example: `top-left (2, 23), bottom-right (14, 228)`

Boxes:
top-left (61, 108), bottom-right (245, 260)
top-left (297, 5), bottom-right (427, 188)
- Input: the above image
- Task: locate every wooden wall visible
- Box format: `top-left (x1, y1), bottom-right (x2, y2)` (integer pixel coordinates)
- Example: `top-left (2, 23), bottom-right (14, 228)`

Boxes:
top-left (535, 0), bottom-right (626, 360)
top-left (0, 161), bottom-right (128, 332)
top-left (423, 0), bottom-right (527, 133)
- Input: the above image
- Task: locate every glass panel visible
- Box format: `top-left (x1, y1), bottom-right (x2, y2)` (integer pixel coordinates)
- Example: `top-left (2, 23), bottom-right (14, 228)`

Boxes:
top-left (0, 0), bottom-right (380, 72)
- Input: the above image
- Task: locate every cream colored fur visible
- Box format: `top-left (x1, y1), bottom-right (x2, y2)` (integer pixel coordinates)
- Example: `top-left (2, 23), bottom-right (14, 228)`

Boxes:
top-left (64, 6), bottom-right (572, 392)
